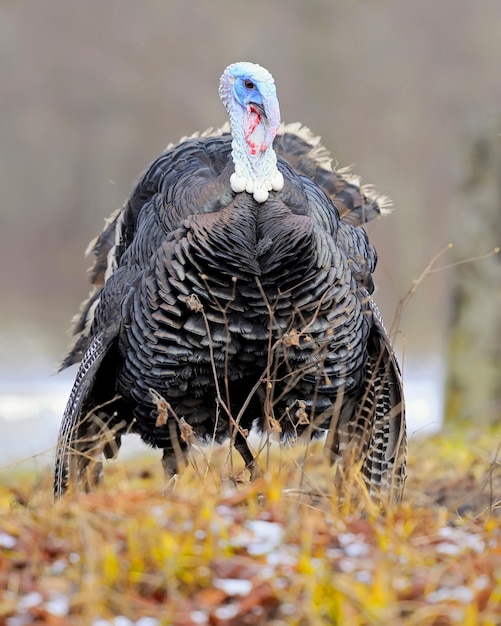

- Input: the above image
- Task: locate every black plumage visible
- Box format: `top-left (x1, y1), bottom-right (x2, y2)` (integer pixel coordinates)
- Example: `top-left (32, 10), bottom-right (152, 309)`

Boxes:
top-left (54, 70), bottom-right (406, 501)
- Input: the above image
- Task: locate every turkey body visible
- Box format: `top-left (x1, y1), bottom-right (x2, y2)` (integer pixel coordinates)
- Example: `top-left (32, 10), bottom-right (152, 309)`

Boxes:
top-left (54, 65), bottom-right (406, 501)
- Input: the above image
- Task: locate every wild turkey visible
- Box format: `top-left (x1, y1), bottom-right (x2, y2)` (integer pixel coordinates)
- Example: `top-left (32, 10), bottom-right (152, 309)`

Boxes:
top-left (54, 62), bottom-right (406, 500)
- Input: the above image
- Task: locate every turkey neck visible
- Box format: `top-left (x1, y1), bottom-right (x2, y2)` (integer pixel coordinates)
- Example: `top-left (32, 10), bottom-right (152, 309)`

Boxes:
top-left (227, 105), bottom-right (282, 201)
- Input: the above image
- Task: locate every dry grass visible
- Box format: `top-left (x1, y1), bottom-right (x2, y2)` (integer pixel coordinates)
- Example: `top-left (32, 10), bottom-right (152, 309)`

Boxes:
top-left (1, 428), bottom-right (501, 626)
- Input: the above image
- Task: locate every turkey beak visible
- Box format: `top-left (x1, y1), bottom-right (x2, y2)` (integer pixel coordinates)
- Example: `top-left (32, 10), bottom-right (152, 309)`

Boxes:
top-left (250, 102), bottom-right (268, 123)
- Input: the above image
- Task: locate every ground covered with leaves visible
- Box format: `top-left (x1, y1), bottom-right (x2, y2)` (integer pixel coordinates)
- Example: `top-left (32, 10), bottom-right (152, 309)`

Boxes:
top-left (1, 428), bottom-right (501, 625)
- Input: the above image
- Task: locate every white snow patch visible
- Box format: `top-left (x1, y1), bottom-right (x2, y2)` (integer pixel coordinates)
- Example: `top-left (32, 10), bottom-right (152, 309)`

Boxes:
top-left (0, 532), bottom-right (17, 548)
top-left (435, 542), bottom-right (461, 555)
top-left (266, 545), bottom-right (298, 569)
top-left (50, 559), bottom-right (68, 575)
top-left (6, 617), bottom-right (31, 626)
top-left (436, 526), bottom-right (485, 554)
top-left (426, 586), bottom-right (475, 604)
top-left (230, 519), bottom-right (284, 556)
top-left (18, 591), bottom-right (43, 610)
top-left (280, 602), bottom-right (297, 615)
top-left (214, 604), bottom-right (239, 620)
top-left (135, 619), bottom-right (160, 626)
top-left (338, 558), bottom-right (356, 573)
top-left (113, 617), bottom-right (134, 626)
top-left (354, 570), bottom-right (373, 583)
top-left (45, 594), bottom-right (70, 617)
top-left (473, 574), bottom-right (490, 590)
top-left (189, 611), bottom-right (208, 625)
top-left (338, 532), bottom-right (370, 558)
top-left (246, 520), bottom-right (284, 555)
top-left (214, 578), bottom-right (252, 596)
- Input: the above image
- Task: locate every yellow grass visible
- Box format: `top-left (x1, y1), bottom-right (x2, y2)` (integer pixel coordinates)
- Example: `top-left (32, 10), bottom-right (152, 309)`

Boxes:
top-left (1, 428), bottom-right (501, 625)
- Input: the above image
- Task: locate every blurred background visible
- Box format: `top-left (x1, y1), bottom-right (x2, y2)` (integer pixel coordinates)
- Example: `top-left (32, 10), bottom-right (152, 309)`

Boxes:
top-left (1, 0), bottom-right (500, 466)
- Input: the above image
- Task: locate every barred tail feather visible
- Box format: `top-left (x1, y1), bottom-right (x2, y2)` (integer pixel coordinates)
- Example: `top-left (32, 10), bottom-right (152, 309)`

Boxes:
top-left (54, 332), bottom-right (117, 498)
top-left (326, 323), bottom-right (406, 503)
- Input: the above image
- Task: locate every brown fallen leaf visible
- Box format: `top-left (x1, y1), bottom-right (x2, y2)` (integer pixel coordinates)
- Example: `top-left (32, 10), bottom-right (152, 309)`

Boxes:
top-left (150, 388), bottom-right (170, 427)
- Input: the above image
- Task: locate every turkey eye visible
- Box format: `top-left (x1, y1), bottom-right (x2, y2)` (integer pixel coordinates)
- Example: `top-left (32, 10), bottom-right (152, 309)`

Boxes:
top-left (244, 79), bottom-right (255, 90)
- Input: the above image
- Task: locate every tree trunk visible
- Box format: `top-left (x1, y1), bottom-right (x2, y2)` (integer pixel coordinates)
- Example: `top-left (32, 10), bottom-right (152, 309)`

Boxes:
top-left (445, 118), bottom-right (501, 425)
